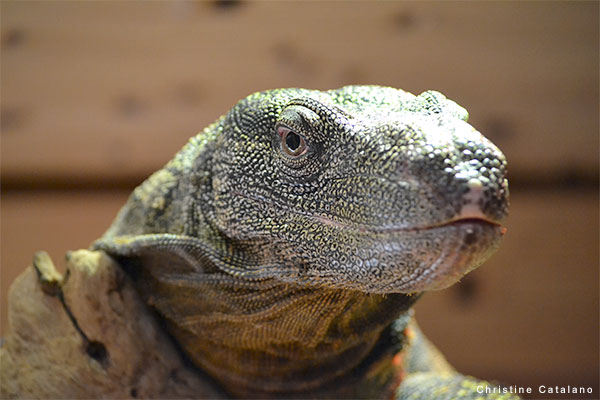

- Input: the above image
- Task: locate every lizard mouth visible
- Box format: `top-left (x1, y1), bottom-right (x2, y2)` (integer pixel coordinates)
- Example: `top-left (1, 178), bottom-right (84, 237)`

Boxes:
top-left (314, 213), bottom-right (505, 235)
top-left (310, 213), bottom-right (506, 294)
top-left (234, 189), bottom-right (506, 235)
top-left (426, 216), bottom-right (506, 234)
top-left (230, 190), bottom-right (505, 293)
top-left (404, 218), bottom-right (506, 292)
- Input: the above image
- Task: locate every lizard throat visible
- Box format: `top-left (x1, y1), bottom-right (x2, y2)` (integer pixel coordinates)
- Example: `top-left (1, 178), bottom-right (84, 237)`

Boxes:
top-left (154, 278), bottom-right (418, 397)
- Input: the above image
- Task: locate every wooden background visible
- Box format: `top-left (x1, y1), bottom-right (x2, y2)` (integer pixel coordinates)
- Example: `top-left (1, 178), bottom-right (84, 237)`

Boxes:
top-left (1, 2), bottom-right (598, 398)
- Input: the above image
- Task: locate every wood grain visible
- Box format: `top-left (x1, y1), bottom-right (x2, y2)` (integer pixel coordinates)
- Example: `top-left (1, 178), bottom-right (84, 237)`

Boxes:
top-left (1, 2), bottom-right (598, 185)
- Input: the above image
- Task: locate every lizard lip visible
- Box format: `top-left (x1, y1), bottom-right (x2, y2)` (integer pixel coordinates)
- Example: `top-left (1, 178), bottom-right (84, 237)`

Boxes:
top-left (421, 216), bottom-right (506, 234)
top-left (316, 215), bottom-right (506, 235)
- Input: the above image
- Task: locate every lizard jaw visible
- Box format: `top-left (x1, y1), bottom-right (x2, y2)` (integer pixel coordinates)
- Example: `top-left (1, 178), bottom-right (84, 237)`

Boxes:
top-left (305, 212), bottom-right (506, 294)
top-left (313, 211), bottom-right (505, 235)
top-left (389, 218), bottom-right (506, 293)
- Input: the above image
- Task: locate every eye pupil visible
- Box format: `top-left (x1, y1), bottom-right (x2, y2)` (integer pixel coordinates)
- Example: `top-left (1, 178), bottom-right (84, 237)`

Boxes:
top-left (285, 132), bottom-right (301, 151)
top-left (278, 125), bottom-right (307, 157)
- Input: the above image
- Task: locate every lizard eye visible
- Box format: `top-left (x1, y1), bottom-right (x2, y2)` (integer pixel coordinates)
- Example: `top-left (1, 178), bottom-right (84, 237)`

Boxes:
top-left (277, 125), bottom-right (307, 157)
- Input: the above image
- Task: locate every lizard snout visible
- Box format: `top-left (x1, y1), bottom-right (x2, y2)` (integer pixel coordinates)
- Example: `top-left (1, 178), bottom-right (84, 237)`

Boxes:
top-left (450, 137), bottom-right (510, 224)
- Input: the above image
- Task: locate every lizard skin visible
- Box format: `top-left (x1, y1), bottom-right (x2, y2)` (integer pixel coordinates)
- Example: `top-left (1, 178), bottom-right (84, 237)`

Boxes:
top-left (93, 86), bottom-right (515, 399)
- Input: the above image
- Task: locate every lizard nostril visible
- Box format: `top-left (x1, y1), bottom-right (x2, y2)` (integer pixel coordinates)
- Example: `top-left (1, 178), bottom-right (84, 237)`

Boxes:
top-left (464, 228), bottom-right (477, 245)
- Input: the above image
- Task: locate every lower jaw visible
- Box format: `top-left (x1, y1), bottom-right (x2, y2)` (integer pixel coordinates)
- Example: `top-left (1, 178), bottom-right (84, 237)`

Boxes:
top-left (402, 220), bottom-right (505, 292)
top-left (341, 219), bottom-right (506, 294)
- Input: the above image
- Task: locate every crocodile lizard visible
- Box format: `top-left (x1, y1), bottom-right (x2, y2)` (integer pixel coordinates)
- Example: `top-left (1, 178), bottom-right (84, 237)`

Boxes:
top-left (93, 86), bottom-right (514, 399)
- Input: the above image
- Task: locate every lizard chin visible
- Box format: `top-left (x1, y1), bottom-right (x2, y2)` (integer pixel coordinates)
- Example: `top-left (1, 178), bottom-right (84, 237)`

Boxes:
top-left (296, 216), bottom-right (506, 295)
top-left (388, 219), bottom-right (506, 293)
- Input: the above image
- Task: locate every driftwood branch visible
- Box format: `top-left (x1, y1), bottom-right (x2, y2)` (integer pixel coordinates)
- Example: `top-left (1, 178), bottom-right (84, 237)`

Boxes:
top-left (0, 250), bottom-right (221, 399)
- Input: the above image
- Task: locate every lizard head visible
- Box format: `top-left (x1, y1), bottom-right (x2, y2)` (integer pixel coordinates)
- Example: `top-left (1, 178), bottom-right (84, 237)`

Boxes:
top-left (93, 86), bottom-right (510, 393)
top-left (210, 86), bottom-right (509, 294)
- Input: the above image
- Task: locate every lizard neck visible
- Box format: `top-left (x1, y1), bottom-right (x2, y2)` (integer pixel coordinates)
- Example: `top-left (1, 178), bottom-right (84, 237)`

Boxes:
top-left (162, 279), bottom-right (418, 398)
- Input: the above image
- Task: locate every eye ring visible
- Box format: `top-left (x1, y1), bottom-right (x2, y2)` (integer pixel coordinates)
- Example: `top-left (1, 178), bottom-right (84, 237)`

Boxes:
top-left (277, 125), bottom-right (308, 157)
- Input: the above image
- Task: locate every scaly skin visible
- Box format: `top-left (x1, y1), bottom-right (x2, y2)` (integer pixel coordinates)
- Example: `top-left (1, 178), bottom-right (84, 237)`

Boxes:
top-left (94, 86), bottom-right (513, 399)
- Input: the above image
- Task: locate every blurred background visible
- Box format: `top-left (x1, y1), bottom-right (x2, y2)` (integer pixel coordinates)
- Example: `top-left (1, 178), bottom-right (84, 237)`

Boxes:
top-left (1, 2), bottom-right (598, 399)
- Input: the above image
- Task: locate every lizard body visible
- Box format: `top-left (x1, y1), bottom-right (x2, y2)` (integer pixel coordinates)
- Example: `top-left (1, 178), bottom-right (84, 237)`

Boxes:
top-left (93, 86), bottom-right (512, 399)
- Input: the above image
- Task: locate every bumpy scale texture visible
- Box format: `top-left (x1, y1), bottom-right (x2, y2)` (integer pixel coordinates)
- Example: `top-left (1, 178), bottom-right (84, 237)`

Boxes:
top-left (94, 86), bottom-right (513, 399)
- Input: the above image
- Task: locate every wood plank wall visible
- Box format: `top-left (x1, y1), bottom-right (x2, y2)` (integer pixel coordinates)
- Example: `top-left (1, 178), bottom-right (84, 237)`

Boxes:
top-left (1, 2), bottom-right (598, 398)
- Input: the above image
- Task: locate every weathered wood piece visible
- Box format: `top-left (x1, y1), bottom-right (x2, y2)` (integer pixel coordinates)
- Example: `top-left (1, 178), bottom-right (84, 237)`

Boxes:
top-left (0, 250), bottom-right (221, 399)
